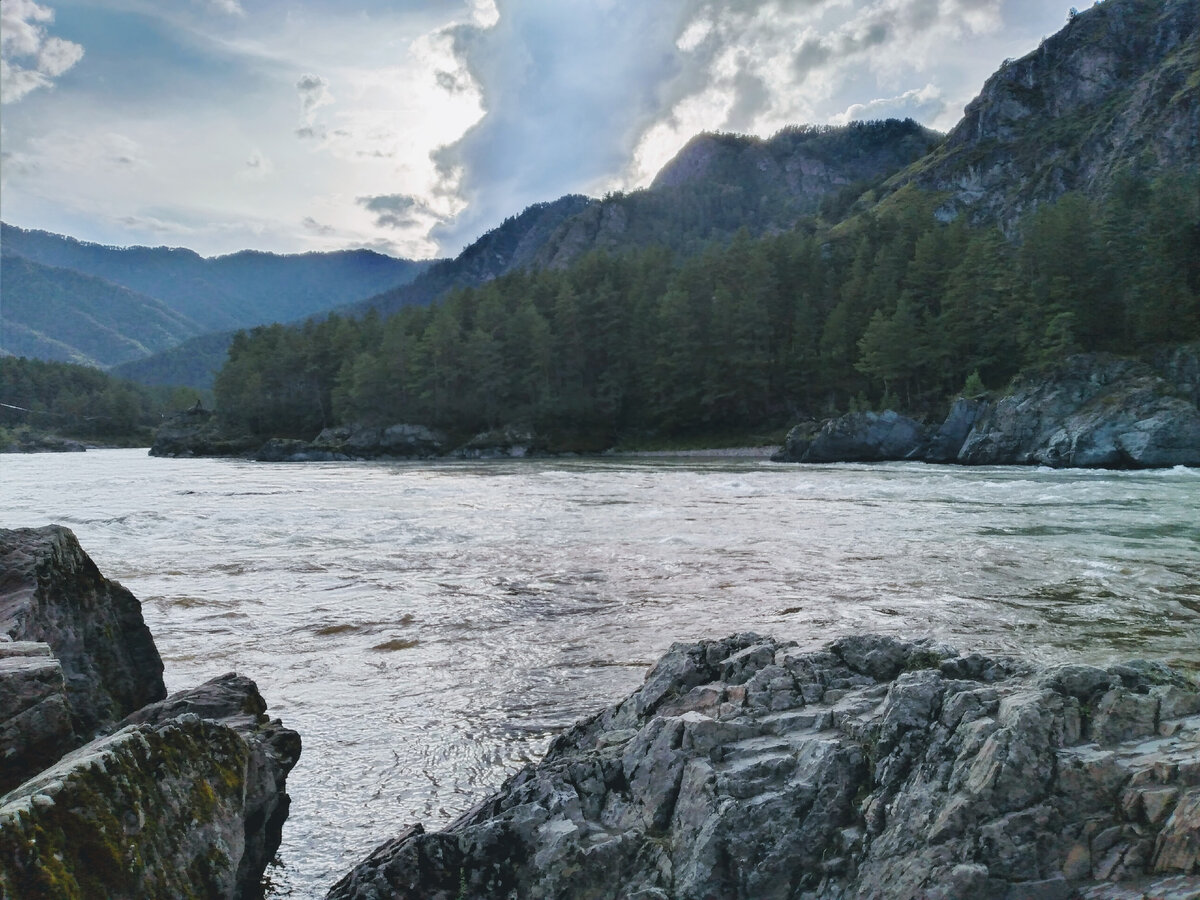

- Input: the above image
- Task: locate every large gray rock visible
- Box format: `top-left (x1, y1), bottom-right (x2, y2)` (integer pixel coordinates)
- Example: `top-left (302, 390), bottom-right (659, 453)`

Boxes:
top-left (310, 422), bottom-right (447, 459)
top-left (958, 353), bottom-right (1200, 468)
top-left (450, 427), bottom-right (548, 459)
top-left (802, 410), bottom-right (930, 463)
top-left (149, 406), bottom-right (259, 458)
top-left (327, 633), bottom-right (1200, 900)
top-left (924, 398), bottom-right (987, 463)
top-left (0, 674), bottom-right (300, 900)
top-left (770, 418), bottom-right (824, 462)
top-left (0, 642), bottom-right (76, 795)
top-left (0, 526), bottom-right (166, 740)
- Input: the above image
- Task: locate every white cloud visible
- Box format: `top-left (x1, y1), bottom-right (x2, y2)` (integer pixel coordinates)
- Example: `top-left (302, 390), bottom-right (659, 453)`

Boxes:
top-left (296, 72), bottom-right (333, 126)
top-left (0, 0), bottom-right (84, 103)
top-left (831, 83), bottom-right (948, 125)
top-left (205, 0), bottom-right (245, 16)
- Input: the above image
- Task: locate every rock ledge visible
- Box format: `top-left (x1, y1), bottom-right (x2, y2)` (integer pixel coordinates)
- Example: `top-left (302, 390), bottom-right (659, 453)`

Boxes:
top-left (329, 633), bottom-right (1200, 900)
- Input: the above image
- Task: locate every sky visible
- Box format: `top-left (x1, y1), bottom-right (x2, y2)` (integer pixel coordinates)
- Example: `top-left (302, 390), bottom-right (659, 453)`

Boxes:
top-left (1, 0), bottom-right (1081, 260)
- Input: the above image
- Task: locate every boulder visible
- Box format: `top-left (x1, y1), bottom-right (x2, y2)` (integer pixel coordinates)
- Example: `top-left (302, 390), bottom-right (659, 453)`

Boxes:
top-left (0, 674), bottom-right (300, 900)
top-left (0, 526), bottom-right (166, 740)
top-left (328, 633), bottom-right (1200, 900)
top-left (924, 397), bottom-right (987, 463)
top-left (770, 418), bottom-right (824, 462)
top-left (802, 410), bottom-right (931, 462)
top-left (450, 427), bottom-right (546, 459)
top-left (0, 642), bottom-right (76, 795)
top-left (149, 407), bottom-right (259, 458)
top-left (120, 673), bottom-right (303, 894)
top-left (311, 422), bottom-right (447, 459)
top-left (255, 438), bottom-right (349, 463)
top-left (958, 353), bottom-right (1200, 468)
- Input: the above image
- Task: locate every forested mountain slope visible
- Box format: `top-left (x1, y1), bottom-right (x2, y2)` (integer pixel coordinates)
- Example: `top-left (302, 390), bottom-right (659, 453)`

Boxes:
top-left (354, 120), bottom-right (941, 320)
top-left (208, 0), bottom-right (1199, 447)
top-left (0, 224), bottom-right (430, 332)
top-left (0, 254), bottom-right (204, 368)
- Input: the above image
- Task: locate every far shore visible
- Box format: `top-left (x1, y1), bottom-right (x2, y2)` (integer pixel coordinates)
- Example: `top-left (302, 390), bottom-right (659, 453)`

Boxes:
top-left (604, 445), bottom-right (781, 458)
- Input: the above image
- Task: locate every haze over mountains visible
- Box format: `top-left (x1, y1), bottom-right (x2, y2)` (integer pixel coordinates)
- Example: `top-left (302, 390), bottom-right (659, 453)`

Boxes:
top-left (1, 0), bottom-right (1196, 393)
top-left (0, 225), bottom-right (430, 371)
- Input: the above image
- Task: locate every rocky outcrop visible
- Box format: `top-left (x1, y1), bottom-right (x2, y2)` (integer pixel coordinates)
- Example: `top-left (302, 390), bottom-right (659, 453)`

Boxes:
top-left (0, 433), bottom-right (87, 453)
top-left (0, 642), bottom-right (76, 795)
top-left (774, 349), bottom-right (1200, 469)
top-left (958, 353), bottom-right (1200, 468)
top-left (775, 410), bottom-right (930, 463)
top-left (0, 526), bottom-right (166, 740)
top-left (894, 0), bottom-right (1198, 231)
top-left (449, 427), bottom-right (547, 459)
top-left (149, 406), bottom-right (259, 458)
top-left (328, 632), bottom-right (1200, 900)
top-left (312, 423), bottom-right (447, 459)
top-left (770, 418), bottom-right (823, 463)
top-left (923, 397), bottom-right (987, 464)
top-left (0, 675), bottom-right (299, 900)
top-left (0, 527), bottom-right (300, 900)
top-left (120, 673), bottom-right (302, 896)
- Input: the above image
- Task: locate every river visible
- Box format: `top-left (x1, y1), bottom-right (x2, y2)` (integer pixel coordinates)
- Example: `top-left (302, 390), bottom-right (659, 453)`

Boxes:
top-left (3, 449), bottom-right (1198, 897)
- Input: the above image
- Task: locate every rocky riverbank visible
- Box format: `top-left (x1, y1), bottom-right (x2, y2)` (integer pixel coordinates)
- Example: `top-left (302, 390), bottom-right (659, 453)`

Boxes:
top-left (328, 632), bottom-right (1200, 900)
top-left (0, 526), bottom-right (299, 900)
top-left (151, 346), bottom-right (1200, 470)
top-left (773, 347), bottom-right (1200, 468)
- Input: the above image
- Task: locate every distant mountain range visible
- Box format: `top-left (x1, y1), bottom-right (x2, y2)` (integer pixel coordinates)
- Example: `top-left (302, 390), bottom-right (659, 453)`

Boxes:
top-left (0, 225), bottom-right (431, 372)
top-left (3, 0), bottom-right (1195, 391)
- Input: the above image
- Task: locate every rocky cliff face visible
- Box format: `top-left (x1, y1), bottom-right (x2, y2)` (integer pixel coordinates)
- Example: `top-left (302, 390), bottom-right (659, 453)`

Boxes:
top-left (895, 0), bottom-right (1198, 230)
top-left (530, 120), bottom-right (942, 271)
top-left (1, 674), bottom-right (299, 900)
top-left (327, 632), bottom-right (1200, 900)
top-left (957, 351), bottom-right (1200, 468)
top-left (0, 527), bottom-right (300, 899)
top-left (774, 348), bottom-right (1200, 469)
top-left (0, 526), bottom-right (166, 741)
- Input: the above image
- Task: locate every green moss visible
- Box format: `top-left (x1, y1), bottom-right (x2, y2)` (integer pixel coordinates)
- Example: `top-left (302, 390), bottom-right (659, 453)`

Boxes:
top-left (903, 650), bottom-right (945, 672)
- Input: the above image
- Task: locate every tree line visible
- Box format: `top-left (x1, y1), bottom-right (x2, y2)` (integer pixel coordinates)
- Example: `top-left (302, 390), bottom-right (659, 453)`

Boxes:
top-left (214, 173), bottom-right (1200, 446)
top-left (0, 357), bottom-right (202, 447)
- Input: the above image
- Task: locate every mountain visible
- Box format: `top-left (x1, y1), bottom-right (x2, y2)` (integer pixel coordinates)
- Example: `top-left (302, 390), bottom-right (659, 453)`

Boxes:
top-left (108, 330), bottom-right (239, 390)
top-left (889, 0), bottom-right (1198, 229)
top-left (526, 119), bottom-right (942, 270)
top-left (0, 224), bottom-right (432, 332)
top-left (0, 253), bottom-right (205, 368)
top-left (349, 194), bottom-right (595, 318)
top-left (355, 119), bottom-right (940, 319)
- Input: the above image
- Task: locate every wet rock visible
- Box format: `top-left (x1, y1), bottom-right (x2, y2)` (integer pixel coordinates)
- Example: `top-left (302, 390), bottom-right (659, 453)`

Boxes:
top-left (450, 426), bottom-right (547, 459)
top-left (770, 418), bottom-right (824, 462)
top-left (924, 398), bottom-right (987, 463)
top-left (0, 642), bottom-right (76, 794)
top-left (254, 438), bottom-right (349, 462)
top-left (328, 633), bottom-right (1200, 900)
top-left (120, 673), bottom-right (303, 894)
top-left (0, 692), bottom-right (298, 900)
top-left (0, 526), bottom-right (166, 740)
top-left (149, 406), bottom-right (259, 458)
top-left (957, 352), bottom-right (1200, 468)
top-left (311, 422), bottom-right (447, 459)
top-left (801, 410), bottom-right (931, 463)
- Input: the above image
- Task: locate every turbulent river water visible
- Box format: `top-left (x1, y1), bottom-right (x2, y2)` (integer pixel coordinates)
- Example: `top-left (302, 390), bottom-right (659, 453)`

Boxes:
top-left (3, 449), bottom-right (1199, 897)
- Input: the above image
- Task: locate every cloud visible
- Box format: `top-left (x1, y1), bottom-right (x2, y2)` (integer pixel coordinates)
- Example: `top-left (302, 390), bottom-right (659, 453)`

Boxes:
top-left (302, 216), bottom-right (335, 236)
top-left (204, 0), bottom-right (245, 16)
top-left (831, 83), bottom-right (948, 125)
top-left (296, 72), bottom-right (332, 125)
top-left (1, 0), bottom-right (84, 103)
top-left (357, 193), bottom-right (434, 230)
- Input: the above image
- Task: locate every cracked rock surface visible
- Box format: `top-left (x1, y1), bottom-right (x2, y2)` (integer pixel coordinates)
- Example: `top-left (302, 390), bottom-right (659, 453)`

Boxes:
top-left (328, 633), bottom-right (1200, 900)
